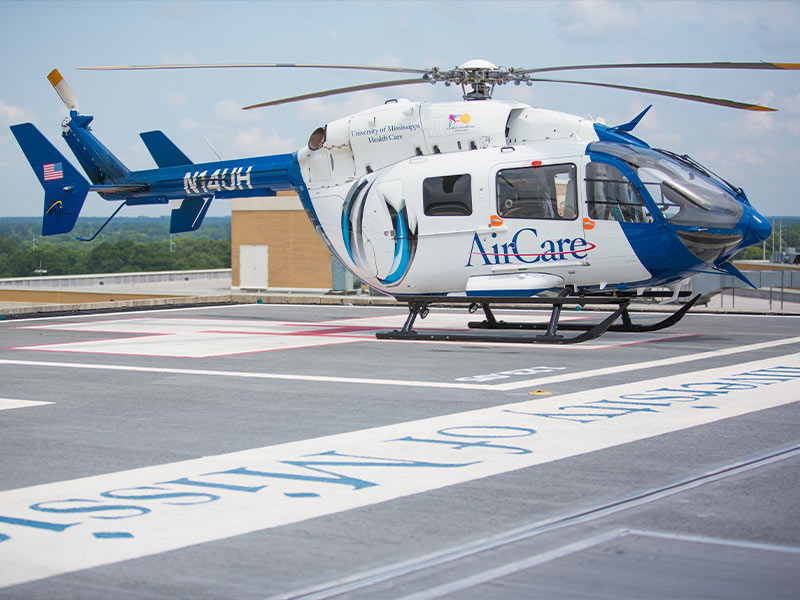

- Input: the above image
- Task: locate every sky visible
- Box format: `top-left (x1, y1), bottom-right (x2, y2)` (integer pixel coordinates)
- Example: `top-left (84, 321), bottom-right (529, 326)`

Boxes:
top-left (1, 0), bottom-right (799, 222)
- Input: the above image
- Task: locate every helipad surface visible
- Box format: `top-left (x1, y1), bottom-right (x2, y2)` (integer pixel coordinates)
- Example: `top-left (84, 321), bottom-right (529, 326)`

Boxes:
top-left (0, 303), bottom-right (798, 599)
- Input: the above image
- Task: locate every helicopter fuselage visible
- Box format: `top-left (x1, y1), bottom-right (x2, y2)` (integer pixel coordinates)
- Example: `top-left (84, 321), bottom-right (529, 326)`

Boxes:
top-left (293, 98), bottom-right (770, 296)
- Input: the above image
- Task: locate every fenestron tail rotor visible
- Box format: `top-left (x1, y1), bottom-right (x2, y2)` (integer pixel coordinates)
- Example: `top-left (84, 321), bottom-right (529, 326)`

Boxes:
top-left (78, 58), bottom-right (799, 111)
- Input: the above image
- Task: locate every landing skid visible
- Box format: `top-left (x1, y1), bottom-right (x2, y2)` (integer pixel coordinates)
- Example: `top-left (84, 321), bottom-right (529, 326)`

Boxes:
top-left (376, 293), bottom-right (700, 345)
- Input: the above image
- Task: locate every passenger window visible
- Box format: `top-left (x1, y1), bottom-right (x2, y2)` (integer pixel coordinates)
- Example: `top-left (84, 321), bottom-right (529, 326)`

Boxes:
top-left (423, 174), bottom-right (472, 216)
top-left (496, 163), bottom-right (577, 220)
top-left (585, 162), bottom-right (652, 223)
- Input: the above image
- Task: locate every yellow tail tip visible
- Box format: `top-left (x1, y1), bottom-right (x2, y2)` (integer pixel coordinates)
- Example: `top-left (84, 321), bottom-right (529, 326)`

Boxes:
top-left (47, 69), bottom-right (63, 87)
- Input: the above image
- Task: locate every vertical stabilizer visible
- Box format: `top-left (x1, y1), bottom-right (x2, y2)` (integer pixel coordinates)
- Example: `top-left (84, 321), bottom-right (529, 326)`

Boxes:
top-left (10, 123), bottom-right (90, 235)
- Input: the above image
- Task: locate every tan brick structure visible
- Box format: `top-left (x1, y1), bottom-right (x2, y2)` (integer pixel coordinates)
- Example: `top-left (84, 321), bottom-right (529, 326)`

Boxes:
top-left (231, 192), bottom-right (333, 290)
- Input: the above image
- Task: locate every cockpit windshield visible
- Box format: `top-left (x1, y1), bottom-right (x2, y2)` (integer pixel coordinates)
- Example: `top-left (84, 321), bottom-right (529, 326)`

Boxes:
top-left (588, 142), bottom-right (744, 229)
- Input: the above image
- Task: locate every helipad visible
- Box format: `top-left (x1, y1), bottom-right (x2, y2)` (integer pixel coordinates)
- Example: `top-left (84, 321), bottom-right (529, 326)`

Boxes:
top-left (0, 302), bottom-right (798, 599)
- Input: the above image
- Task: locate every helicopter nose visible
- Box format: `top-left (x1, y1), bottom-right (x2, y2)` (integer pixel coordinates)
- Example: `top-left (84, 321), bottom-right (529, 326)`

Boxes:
top-left (736, 205), bottom-right (771, 251)
top-left (748, 208), bottom-right (772, 243)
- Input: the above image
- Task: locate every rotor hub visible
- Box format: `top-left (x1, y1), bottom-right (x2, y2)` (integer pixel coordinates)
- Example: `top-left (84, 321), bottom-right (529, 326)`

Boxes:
top-left (432, 59), bottom-right (532, 100)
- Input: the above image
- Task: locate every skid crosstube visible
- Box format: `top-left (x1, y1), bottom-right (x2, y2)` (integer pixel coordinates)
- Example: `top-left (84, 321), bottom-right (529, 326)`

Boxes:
top-left (375, 293), bottom-right (700, 345)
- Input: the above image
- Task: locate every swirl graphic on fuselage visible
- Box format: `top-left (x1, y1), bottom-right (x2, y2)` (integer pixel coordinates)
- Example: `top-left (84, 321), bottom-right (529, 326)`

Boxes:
top-left (341, 176), bottom-right (417, 287)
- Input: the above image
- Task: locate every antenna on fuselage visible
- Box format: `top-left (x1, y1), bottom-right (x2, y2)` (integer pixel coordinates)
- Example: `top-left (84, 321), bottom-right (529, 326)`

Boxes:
top-left (203, 136), bottom-right (224, 161)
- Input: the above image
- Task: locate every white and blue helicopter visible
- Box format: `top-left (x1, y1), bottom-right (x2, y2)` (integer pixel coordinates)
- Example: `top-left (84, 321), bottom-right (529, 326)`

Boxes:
top-left (10, 59), bottom-right (795, 343)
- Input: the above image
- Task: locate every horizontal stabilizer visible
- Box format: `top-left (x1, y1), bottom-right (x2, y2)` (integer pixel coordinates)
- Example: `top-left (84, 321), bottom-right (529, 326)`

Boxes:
top-left (10, 123), bottom-right (89, 235)
top-left (140, 130), bottom-right (193, 168)
top-left (170, 196), bottom-right (212, 233)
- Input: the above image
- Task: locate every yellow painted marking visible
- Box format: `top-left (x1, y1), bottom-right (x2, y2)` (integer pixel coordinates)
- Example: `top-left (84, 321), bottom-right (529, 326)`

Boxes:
top-left (47, 69), bottom-right (63, 87)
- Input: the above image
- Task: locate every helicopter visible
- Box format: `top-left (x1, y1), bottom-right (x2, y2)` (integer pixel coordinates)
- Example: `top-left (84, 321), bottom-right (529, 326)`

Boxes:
top-left (10, 59), bottom-right (796, 343)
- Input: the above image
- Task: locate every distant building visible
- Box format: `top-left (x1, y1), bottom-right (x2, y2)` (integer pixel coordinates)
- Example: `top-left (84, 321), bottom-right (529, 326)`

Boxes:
top-left (771, 247), bottom-right (800, 265)
top-left (230, 193), bottom-right (334, 290)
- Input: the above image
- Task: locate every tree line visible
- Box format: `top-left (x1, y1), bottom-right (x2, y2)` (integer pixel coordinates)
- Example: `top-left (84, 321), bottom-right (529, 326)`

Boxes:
top-left (0, 217), bottom-right (231, 278)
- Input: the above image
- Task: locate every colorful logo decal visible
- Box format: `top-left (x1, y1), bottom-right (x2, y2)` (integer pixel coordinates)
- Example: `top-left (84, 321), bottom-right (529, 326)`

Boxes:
top-left (448, 113), bottom-right (471, 128)
top-left (45, 200), bottom-right (63, 217)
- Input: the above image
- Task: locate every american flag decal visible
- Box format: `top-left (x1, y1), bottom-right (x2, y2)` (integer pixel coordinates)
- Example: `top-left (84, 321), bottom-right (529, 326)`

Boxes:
top-left (43, 162), bottom-right (63, 181)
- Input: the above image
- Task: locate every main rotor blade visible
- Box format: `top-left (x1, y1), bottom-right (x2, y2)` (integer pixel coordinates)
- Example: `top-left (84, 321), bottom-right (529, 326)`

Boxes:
top-left (78, 63), bottom-right (430, 75)
top-left (518, 61), bottom-right (800, 74)
top-left (242, 78), bottom-right (431, 110)
top-left (528, 77), bottom-right (777, 111)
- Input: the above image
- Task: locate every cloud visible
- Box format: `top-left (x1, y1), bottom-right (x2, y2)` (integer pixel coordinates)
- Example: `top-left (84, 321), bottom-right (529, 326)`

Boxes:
top-left (230, 127), bottom-right (296, 156)
top-left (690, 2), bottom-right (800, 52)
top-left (298, 91), bottom-right (398, 123)
top-left (214, 98), bottom-right (262, 123)
top-left (782, 92), bottom-right (800, 136)
top-left (737, 91), bottom-right (777, 134)
top-left (549, 0), bottom-right (642, 42)
top-left (623, 102), bottom-right (682, 147)
top-left (178, 116), bottom-right (208, 131)
top-left (0, 100), bottom-right (30, 125)
top-left (167, 92), bottom-right (188, 106)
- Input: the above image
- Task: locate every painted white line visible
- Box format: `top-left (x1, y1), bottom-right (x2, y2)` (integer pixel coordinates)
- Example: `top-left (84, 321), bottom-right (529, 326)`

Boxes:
top-left (0, 399), bottom-right (52, 411)
top-left (625, 529), bottom-right (800, 554)
top-left (2, 335), bottom-right (799, 392)
top-left (0, 358), bottom-right (497, 390)
top-left (0, 355), bottom-right (798, 588)
top-left (0, 302), bottom-right (252, 323)
top-left (494, 335), bottom-right (800, 390)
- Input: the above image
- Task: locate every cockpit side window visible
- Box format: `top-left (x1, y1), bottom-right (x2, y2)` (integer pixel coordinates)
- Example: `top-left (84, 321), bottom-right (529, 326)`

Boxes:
top-left (585, 162), bottom-right (653, 223)
top-left (496, 163), bottom-right (577, 220)
top-left (423, 174), bottom-right (472, 216)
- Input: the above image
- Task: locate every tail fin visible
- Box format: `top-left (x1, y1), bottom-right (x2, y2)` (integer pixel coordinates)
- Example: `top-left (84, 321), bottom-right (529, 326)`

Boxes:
top-left (170, 196), bottom-right (212, 233)
top-left (140, 130), bottom-right (193, 168)
top-left (10, 123), bottom-right (90, 235)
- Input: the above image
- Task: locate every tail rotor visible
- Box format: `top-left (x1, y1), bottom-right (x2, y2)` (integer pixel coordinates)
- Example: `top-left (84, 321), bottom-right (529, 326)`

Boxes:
top-left (47, 69), bottom-right (79, 112)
